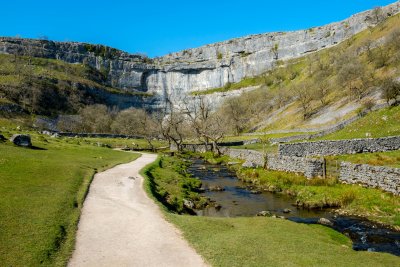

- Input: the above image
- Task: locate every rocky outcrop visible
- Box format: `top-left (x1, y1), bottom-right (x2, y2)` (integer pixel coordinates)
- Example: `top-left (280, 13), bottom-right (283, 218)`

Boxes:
top-left (1, 2), bottom-right (399, 108)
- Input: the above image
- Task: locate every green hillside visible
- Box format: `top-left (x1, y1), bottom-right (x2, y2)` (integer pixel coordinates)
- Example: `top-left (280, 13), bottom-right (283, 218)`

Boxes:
top-left (0, 54), bottom-right (148, 116)
top-left (214, 13), bottom-right (400, 134)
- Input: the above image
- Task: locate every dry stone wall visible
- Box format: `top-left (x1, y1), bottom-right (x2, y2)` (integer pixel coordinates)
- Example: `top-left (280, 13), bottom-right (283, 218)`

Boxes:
top-left (340, 162), bottom-right (400, 195)
top-left (267, 155), bottom-right (324, 178)
top-left (220, 148), bottom-right (265, 166)
top-left (220, 148), bottom-right (324, 178)
top-left (278, 136), bottom-right (400, 157)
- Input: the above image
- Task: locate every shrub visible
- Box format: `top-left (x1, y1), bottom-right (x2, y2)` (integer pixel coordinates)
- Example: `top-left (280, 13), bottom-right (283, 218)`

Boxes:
top-left (381, 78), bottom-right (400, 104)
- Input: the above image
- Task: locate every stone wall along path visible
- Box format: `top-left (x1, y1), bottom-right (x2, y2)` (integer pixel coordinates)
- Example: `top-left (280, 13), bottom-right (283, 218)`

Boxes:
top-left (68, 153), bottom-right (208, 267)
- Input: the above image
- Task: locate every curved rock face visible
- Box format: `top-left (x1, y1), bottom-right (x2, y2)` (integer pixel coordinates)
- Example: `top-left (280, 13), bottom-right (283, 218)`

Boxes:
top-left (1, 2), bottom-right (399, 109)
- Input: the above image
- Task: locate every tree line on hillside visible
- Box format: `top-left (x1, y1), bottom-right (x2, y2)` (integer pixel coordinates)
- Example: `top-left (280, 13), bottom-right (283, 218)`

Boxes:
top-left (56, 95), bottom-right (232, 153)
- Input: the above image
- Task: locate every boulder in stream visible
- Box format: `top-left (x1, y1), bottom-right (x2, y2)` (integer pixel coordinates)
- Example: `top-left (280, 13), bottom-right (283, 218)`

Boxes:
top-left (257, 211), bottom-right (272, 217)
top-left (318, 217), bottom-right (334, 226)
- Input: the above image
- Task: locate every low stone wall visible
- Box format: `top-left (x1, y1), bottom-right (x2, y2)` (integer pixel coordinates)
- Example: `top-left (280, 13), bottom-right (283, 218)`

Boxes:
top-left (279, 136), bottom-right (400, 157)
top-left (45, 131), bottom-right (144, 139)
top-left (179, 144), bottom-right (211, 153)
top-left (219, 148), bottom-right (324, 178)
top-left (267, 155), bottom-right (324, 178)
top-left (220, 148), bottom-right (265, 166)
top-left (340, 162), bottom-right (400, 195)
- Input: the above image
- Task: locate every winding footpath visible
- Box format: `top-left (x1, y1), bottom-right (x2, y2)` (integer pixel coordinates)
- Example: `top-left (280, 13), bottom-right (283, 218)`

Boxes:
top-left (68, 153), bottom-right (208, 267)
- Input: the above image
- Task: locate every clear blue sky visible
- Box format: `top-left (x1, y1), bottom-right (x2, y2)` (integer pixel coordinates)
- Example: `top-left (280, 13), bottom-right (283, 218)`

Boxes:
top-left (0, 0), bottom-right (396, 57)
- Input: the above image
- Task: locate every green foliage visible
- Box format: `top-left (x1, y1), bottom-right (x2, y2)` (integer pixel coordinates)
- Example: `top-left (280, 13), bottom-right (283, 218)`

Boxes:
top-left (0, 123), bottom-right (139, 266)
top-left (217, 52), bottom-right (223, 60)
top-left (144, 155), bottom-right (208, 213)
top-left (83, 44), bottom-right (120, 59)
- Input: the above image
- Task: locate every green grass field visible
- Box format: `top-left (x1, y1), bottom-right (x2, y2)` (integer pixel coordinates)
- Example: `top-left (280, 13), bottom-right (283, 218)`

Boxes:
top-left (142, 157), bottom-right (400, 267)
top-left (167, 215), bottom-right (399, 267)
top-left (0, 130), bottom-right (139, 266)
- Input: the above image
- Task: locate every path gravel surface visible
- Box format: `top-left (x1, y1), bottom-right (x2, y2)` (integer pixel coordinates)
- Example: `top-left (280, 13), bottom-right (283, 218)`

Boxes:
top-left (68, 153), bottom-right (207, 267)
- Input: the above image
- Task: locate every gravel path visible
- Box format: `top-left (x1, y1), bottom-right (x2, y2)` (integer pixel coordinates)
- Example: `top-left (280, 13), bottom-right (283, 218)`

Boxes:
top-left (68, 153), bottom-right (208, 267)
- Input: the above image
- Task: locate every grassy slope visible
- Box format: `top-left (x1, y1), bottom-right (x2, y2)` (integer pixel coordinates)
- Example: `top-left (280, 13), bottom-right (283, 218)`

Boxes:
top-left (212, 13), bottom-right (400, 133)
top-left (142, 158), bottom-right (400, 267)
top-left (310, 105), bottom-right (400, 168)
top-left (0, 129), bottom-right (139, 266)
top-left (319, 105), bottom-right (400, 140)
top-left (0, 54), bottom-right (150, 115)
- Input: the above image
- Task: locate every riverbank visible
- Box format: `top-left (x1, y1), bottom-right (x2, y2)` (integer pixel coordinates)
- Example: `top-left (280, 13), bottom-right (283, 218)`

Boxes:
top-left (199, 152), bottom-right (400, 228)
top-left (142, 154), bottom-right (400, 266)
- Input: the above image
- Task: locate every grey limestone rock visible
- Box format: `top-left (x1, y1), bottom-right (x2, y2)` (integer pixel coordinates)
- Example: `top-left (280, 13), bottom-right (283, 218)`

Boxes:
top-left (1, 3), bottom-right (399, 109)
top-left (318, 218), bottom-right (334, 226)
top-left (10, 134), bottom-right (32, 147)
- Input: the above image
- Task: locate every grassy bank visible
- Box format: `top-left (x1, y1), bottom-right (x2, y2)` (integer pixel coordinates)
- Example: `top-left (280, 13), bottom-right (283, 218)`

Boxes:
top-left (236, 167), bottom-right (400, 226)
top-left (142, 156), bottom-right (400, 266)
top-left (142, 155), bottom-right (209, 213)
top-left (0, 130), bottom-right (139, 266)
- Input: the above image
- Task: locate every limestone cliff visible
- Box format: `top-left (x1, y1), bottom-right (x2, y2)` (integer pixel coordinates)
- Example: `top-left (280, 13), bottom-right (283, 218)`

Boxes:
top-left (1, 2), bottom-right (399, 108)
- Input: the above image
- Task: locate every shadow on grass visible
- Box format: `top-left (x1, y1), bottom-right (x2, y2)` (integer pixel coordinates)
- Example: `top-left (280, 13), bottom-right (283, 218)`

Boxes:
top-left (30, 146), bottom-right (47, 150)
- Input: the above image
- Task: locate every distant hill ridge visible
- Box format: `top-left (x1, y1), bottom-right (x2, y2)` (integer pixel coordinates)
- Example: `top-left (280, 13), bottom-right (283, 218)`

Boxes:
top-left (0, 1), bottom-right (399, 109)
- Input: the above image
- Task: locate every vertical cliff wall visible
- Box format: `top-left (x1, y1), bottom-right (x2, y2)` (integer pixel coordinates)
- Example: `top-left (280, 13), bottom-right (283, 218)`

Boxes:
top-left (1, 2), bottom-right (399, 108)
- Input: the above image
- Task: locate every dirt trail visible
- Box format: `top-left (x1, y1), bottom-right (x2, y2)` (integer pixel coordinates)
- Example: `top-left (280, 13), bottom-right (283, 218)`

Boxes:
top-left (68, 153), bottom-right (208, 267)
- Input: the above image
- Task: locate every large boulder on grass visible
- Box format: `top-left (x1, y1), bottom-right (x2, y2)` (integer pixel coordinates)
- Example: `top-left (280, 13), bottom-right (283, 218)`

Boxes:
top-left (0, 134), bottom-right (6, 141)
top-left (10, 134), bottom-right (32, 147)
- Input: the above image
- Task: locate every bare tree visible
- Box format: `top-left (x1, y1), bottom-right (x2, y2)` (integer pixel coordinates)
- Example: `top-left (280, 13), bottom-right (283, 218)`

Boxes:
top-left (79, 104), bottom-right (112, 133)
top-left (220, 97), bottom-right (247, 135)
top-left (291, 82), bottom-right (313, 120)
top-left (157, 97), bottom-right (189, 152)
top-left (337, 59), bottom-right (367, 100)
top-left (184, 96), bottom-right (227, 155)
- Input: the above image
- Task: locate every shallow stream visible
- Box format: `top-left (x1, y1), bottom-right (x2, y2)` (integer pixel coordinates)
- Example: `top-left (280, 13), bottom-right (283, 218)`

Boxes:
top-left (187, 158), bottom-right (400, 256)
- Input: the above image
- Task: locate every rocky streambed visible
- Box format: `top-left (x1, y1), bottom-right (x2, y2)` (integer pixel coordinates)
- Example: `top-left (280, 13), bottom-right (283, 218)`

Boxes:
top-left (187, 158), bottom-right (400, 256)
